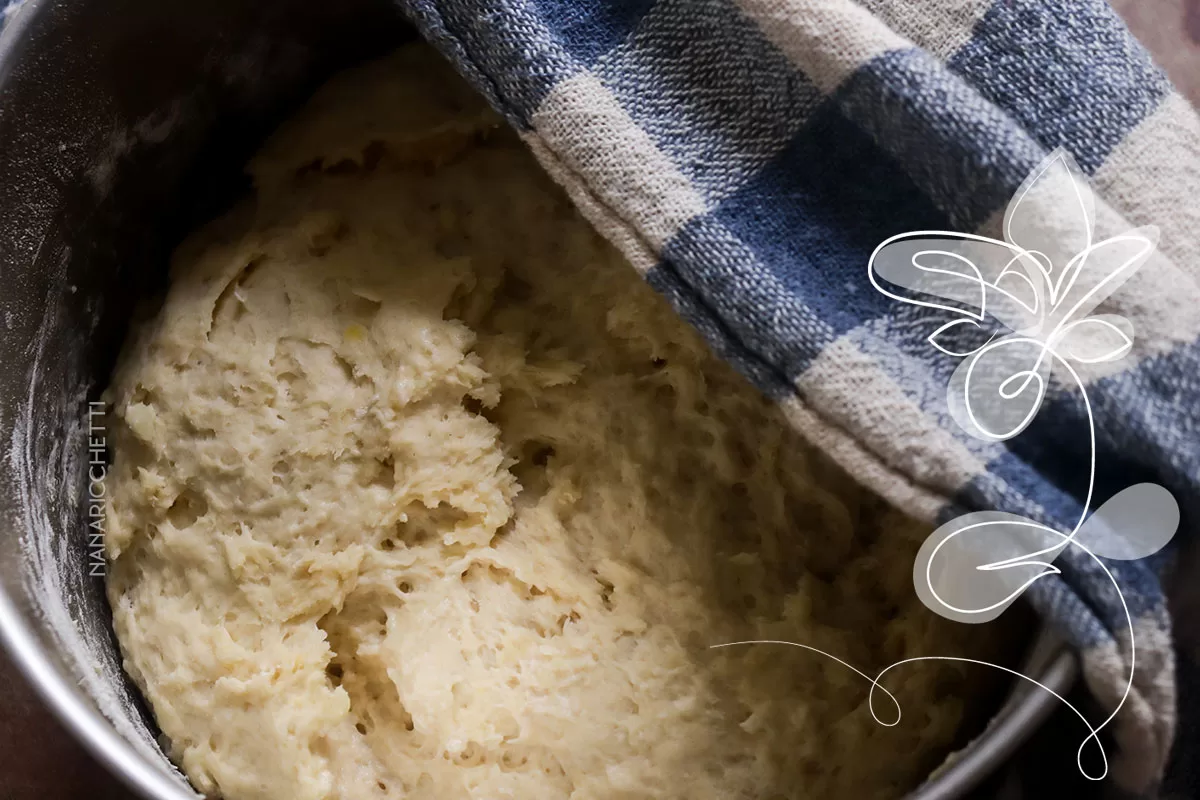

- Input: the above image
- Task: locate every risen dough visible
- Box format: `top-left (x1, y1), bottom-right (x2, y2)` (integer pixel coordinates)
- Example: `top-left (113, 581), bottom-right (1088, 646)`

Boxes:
top-left (106, 45), bottom-right (1007, 800)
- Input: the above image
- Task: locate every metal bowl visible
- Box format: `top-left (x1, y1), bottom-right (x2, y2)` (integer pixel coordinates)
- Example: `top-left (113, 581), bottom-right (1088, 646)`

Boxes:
top-left (0, 1), bottom-right (1076, 797)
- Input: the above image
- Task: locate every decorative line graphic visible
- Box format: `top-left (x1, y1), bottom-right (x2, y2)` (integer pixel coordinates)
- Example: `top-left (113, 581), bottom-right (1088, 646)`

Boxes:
top-left (717, 148), bottom-right (1180, 780)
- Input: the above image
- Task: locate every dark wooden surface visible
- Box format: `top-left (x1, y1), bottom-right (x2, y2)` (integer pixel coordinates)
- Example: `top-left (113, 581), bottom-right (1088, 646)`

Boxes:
top-left (0, 652), bottom-right (131, 800)
top-left (0, 2), bottom-right (1196, 799)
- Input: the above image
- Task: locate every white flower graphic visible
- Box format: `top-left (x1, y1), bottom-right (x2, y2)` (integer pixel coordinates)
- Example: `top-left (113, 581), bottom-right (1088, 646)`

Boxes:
top-left (869, 147), bottom-right (1179, 624)
top-left (718, 150), bottom-right (1179, 783)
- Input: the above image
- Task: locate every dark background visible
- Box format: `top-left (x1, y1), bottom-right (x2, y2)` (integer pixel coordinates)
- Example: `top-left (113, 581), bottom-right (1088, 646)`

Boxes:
top-left (1, 0), bottom-right (1197, 798)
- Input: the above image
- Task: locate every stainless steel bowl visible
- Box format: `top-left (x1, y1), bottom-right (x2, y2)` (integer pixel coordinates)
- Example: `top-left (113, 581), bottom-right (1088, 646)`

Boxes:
top-left (0, 1), bottom-right (1076, 797)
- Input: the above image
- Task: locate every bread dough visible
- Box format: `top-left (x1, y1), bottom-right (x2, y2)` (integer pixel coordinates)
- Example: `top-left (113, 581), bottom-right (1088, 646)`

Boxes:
top-left (105, 45), bottom-right (1008, 800)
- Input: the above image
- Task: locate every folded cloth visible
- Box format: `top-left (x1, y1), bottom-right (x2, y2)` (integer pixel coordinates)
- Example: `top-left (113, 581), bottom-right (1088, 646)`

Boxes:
top-left (399, 0), bottom-right (1200, 792)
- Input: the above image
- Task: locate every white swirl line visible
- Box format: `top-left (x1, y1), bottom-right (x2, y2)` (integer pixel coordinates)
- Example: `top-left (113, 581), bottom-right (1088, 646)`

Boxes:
top-left (710, 641), bottom-right (1107, 775)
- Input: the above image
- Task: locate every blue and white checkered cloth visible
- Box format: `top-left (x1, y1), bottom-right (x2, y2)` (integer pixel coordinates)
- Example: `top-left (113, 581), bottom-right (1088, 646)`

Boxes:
top-left (399, 0), bottom-right (1200, 791)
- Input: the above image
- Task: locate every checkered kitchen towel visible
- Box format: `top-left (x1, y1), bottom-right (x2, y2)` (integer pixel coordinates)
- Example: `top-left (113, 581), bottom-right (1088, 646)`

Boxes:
top-left (397, 0), bottom-right (1200, 792)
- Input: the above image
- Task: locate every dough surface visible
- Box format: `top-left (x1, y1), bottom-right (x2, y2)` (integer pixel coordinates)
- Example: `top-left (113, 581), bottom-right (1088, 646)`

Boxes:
top-left (105, 45), bottom-right (1009, 800)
